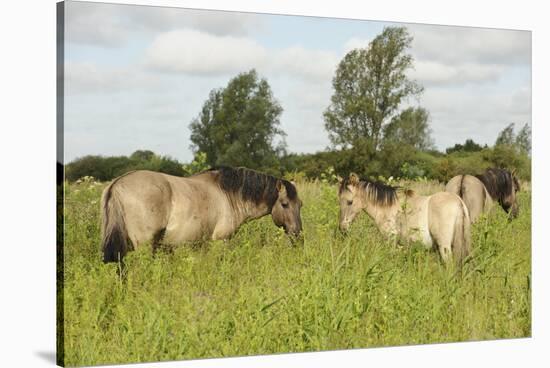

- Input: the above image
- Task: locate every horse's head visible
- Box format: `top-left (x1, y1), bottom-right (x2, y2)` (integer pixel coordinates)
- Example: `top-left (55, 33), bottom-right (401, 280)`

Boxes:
top-left (503, 170), bottom-right (521, 219)
top-left (479, 168), bottom-right (522, 220)
top-left (338, 173), bottom-right (365, 232)
top-left (271, 180), bottom-right (302, 237)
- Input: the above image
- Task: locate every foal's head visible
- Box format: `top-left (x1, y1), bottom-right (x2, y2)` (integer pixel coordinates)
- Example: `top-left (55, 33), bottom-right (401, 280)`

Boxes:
top-left (338, 173), bottom-right (398, 232)
top-left (271, 180), bottom-right (303, 237)
top-left (338, 173), bottom-right (367, 232)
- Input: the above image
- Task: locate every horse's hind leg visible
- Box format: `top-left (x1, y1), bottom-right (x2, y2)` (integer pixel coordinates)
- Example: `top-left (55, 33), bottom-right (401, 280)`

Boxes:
top-left (438, 242), bottom-right (452, 264)
top-left (151, 228), bottom-right (167, 255)
top-left (431, 228), bottom-right (453, 264)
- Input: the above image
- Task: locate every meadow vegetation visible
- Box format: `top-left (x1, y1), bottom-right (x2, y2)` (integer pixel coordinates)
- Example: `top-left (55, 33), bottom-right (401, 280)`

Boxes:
top-left (61, 176), bottom-right (531, 366)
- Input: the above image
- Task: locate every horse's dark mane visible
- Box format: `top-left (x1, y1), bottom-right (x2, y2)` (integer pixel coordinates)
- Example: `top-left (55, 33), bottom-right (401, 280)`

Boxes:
top-left (340, 176), bottom-right (398, 207)
top-left (207, 166), bottom-right (297, 207)
top-left (475, 168), bottom-right (516, 203)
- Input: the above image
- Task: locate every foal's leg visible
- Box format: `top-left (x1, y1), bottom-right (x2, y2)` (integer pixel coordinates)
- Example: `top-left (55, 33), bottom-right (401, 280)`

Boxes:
top-left (428, 198), bottom-right (457, 265)
top-left (431, 227), bottom-right (454, 264)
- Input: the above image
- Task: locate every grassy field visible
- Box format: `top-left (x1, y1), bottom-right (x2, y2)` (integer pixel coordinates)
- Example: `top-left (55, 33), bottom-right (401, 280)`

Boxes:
top-left (60, 177), bottom-right (531, 367)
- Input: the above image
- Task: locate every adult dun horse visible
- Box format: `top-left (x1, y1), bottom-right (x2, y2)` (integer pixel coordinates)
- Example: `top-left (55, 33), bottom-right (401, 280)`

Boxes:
top-left (338, 173), bottom-right (470, 264)
top-left (101, 166), bottom-right (302, 263)
top-left (445, 168), bottom-right (520, 223)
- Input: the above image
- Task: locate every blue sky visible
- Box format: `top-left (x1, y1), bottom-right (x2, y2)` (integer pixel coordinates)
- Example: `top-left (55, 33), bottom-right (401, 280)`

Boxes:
top-left (63, 1), bottom-right (531, 163)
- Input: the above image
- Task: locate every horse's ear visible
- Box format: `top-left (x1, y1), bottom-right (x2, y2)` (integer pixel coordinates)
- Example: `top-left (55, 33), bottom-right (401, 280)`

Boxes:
top-left (337, 175), bottom-right (343, 185)
top-left (276, 180), bottom-right (286, 195)
top-left (510, 168), bottom-right (517, 177)
top-left (349, 173), bottom-right (359, 185)
top-left (290, 180), bottom-right (297, 187)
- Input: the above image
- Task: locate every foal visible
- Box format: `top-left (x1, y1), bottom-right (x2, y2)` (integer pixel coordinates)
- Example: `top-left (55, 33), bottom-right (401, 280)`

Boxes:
top-left (338, 173), bottom-right (470, 264)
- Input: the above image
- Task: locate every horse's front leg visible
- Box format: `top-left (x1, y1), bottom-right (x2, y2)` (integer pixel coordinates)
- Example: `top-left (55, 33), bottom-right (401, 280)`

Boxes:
top-left (211, 222), bottom-right (238, 241)
top-left (151, 228), bottom-right (168, 255)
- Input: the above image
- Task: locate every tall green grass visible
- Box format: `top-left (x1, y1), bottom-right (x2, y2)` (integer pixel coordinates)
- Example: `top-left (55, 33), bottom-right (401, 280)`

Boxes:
top-left (61, 178), bottom-right (531, 366)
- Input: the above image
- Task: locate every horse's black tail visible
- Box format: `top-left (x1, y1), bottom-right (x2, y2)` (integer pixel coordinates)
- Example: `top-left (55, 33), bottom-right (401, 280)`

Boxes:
top-left (101, 182), bottom-right (129, 263)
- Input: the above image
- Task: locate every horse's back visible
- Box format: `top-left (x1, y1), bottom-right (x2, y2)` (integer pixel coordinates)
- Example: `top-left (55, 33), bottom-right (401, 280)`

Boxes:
top-left (429, 191), bottom-right (465, 213)
top-left (445, 175), bottom-right (462, 195)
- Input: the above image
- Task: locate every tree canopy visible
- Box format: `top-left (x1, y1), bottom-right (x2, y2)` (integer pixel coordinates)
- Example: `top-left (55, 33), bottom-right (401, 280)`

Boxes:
top-left (189, 70), bottom-right (286, 172)
top-left (383, 107), bottom-right (434, 151)
top-left (515, 123), bottom-right (531, 155)
top-left (446, 139), bottom-right (485, 154)
top-left (495, 123), bottom-right (516, 146)
top-left (495, 122), bottom-right (531, 155)
top-left (324, 26), bottom-right (424, 155)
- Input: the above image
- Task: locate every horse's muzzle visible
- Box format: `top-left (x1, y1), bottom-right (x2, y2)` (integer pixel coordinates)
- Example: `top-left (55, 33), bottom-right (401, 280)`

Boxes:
top-left (339, 220), bottom-right (351, 233)
top-left (286, 226), bottom-right (302, 237)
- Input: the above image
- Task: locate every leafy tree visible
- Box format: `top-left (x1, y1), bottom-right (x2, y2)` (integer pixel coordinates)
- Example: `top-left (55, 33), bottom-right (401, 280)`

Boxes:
top-left (446, 139), bottom-right (484, 154)
top-left (130, 150), bottom-right (155, 161)
top-left (432, 157), bottom-right (458, 183)
top-left (494, 122), bottom-right (531, 157)
top-left (483, 144), bottom-right (531, 179)
top-left (324, 26), bottom-right (423, 154)
top-left (182, 152), bottom-right (210, 176)
top-left (515, 123), bottom-right (531, 155)
top-left (383, 107), bottom-right (434, 151)
top-left (495, 123), bottom-right (516, 146)
top-left (189, 70), bottom-right (286, 171)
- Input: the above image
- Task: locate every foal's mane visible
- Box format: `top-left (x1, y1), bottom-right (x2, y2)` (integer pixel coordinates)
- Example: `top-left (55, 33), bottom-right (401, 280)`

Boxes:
top-left (207, 166), bottom-right (297, 207)
top-left (475, 168), bottom-right (518, 202)
top-left (340, 177), bottom-right (398, 207)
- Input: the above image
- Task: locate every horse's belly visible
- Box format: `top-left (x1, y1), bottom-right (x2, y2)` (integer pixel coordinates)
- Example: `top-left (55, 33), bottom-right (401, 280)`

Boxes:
top-left (399, 226), bottom-right (432, 248)
top-left (163, 217), bottom-right (212, 243)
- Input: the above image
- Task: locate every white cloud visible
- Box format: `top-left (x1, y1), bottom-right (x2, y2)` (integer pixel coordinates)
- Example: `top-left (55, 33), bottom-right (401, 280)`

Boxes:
top-left (65, 2), bottom-right (129, 47)
top-left (409, 24), bottom-right (531, 66)
top-left (66, 2), bottom-right (262, 48)
top-left (411, 61), bottom-right (505, 86)
top-left (421, 85), bottom-right (531, 149)
top-left (144, 29), bottom-right (268, 75)
top-left (342, 37), bottom-right (372, 53)
top-left (271, 47), bottom-right (339, 81)
top-left (144, 30), bottom-right (340, 81)
top-left (129, 7), bottom-right (262, 37)
top-left (65, 62), bottom-right (161, 94)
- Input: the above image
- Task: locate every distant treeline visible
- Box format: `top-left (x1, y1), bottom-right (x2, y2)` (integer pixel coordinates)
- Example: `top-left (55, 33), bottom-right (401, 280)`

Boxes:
top-left (65, 150), bottom-right (184, 182)
top-left (64, 141), bottom-right (530, 184)
top-left (281, 143), bottom-right (531, 182)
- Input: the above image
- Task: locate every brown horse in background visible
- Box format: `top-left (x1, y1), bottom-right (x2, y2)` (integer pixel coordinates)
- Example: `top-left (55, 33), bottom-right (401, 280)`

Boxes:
top-left (338, 173), bottom-right (470, 264)
top-left (101, 167), bottom-right (303, 263)
top-left (446, 168), bottom-right (520, 223)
